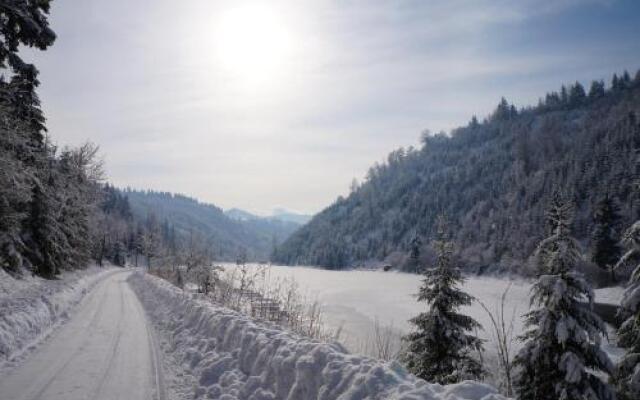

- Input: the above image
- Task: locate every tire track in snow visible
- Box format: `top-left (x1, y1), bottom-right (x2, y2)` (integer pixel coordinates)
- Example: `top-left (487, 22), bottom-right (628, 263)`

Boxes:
top-left (26, 276), bottom-right (114, 400)
top-left (89, 278), bottom-right (126, 400)
top-left (0, 270), bottom-right (159, 400)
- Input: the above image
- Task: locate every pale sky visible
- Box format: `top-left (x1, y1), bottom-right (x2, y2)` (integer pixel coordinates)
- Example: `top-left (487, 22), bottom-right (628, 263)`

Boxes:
top-left (29, 0), bottom-right (640, 215)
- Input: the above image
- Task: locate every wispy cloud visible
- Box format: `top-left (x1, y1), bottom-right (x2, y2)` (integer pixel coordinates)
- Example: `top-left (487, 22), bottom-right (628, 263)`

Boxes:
top-left (33, 0), bottom-right (640, 214)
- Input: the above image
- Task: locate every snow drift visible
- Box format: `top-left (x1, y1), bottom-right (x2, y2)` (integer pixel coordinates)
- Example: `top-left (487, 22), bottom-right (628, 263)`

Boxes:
top-left (0, 266), bottom-right (116, 363)
top-left (129, 272), bottom-right (508, 400)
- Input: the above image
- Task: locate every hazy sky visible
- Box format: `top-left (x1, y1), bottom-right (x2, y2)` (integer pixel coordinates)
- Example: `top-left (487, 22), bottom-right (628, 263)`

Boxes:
top-left (28, 0), bottom-right (640, 215)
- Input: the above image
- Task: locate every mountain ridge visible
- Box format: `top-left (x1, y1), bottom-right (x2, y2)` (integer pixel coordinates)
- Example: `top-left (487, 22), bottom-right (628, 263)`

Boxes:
top-left (122, 189), bottom-right (301, 261)
top-left (273, 71), bottom-right (640, 272)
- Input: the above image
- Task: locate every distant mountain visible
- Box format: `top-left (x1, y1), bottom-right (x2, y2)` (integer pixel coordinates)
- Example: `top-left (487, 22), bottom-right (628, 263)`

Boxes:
top-left (123, 190), bottom-right (301, 261)
top-left (225, 208), bottom-right (260, 221)
top-left (273, 71), bottom-right (640, 272)
top-left (271, 208), bottom-right (312, 225)
top-left (225, 207), bottom-right (312, 225)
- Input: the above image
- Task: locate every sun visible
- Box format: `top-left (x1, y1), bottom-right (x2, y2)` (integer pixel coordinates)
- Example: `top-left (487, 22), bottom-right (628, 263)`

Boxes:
top-left (215, 4), bottom-right (292, 86)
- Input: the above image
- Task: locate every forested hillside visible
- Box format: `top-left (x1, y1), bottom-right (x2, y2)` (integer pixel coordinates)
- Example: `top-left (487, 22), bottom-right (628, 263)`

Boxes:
top-left (273, 72), bottom-right (640, 273)
top-left (122, 189), bottom-right (299, 261)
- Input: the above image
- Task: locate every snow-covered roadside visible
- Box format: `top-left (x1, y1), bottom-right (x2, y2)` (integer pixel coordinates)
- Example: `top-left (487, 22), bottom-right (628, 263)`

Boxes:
top-left (0, 266), bottom-right (117, 366)
top-left (129, 272), bottom-right (508, 400)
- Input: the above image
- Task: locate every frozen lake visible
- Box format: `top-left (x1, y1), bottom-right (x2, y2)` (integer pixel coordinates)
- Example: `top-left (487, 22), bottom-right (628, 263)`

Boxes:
top-left (220, 263), bottom-right (624, 359)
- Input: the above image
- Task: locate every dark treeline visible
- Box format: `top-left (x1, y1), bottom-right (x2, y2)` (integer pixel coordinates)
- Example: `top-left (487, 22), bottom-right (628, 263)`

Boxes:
top-left (0, 1), bottom-right (105, 278)
top-left (273, 71), bottom-right (640, 277)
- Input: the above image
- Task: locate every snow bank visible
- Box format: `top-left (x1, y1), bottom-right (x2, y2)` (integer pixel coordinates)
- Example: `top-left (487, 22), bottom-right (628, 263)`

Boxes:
top-left (129, 272), bottom-right (508, 400)
top-left (0, 266), bottom-right (117, 363)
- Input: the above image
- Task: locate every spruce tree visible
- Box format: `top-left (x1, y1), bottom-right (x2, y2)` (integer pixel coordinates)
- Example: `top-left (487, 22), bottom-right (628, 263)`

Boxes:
top-left (26, 176), bottom-right (66, 278)
top-left (592, 195), bottom-right (622, 282)
top-left (0, 1), bottom-right (56, 77)
top-left (589, 80), bottom-right (606, 98)
top-left (613, 221), bottom-right (640, 400)
top-left (514, 194), bottom-right (614, 400)
top-left (408, 232), bottom-right (421, 273)
top-left (403, 215), bottom-right (484, 384)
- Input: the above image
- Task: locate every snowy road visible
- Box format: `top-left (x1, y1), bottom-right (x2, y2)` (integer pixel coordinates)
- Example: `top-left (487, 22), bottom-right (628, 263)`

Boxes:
top-left (0, 270), bottom-right (164, 400)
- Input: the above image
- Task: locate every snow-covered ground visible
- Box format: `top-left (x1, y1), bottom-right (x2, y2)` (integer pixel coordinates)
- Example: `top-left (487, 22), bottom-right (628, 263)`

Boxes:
top-left (219, 264), bottom-right (625, 355)
top-left (129, 271), bottom-right (508, 400)
top-left (0, 270), bottom-right (164, 400)
top-left (0, 264), bottom-right (623, 400)
top-left (0, 266), bottom-right (118, 365)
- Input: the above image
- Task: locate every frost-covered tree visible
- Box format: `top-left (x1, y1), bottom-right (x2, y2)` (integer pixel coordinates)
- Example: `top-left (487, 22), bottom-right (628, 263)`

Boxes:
top-left (591, 195), bottom-right (622, 282)
top-left (613, 221), bottom-right (640, 400)
top-left (274, 70), bottom-right (640, 272)
top-left (514, 195), bottom-right (614, 400)
top-left (0, 0), bottom-right (56, 141)
top-left (23, 143), bottom-right (103, 277)
top-left (26, 173), bottom-right (65, 278)
top-left (0, 98), bottom-right (35, 272)
top-left (403, 215), bottom-right (484, 384)
top-left (0, 1), bottom-right (56, 75)
top-left (141, 213), bottom-right (162, 269)
top-left (408, 232), bottom-right (422, 273)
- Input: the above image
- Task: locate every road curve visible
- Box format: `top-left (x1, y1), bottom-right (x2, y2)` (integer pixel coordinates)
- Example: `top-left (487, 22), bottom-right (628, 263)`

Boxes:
top-left (0, 270), bottom-right (164, 400)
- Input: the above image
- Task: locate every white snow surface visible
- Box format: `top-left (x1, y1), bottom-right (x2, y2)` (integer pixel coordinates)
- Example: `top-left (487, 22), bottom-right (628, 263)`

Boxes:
top-left (129, 271), bottom-right (508, 400)
top-left (0, 269), bottom-right (164, 400)
top-left (219, 264), bottom-right (625, 353)
top-left (0, 266), bottom-right (118, 364)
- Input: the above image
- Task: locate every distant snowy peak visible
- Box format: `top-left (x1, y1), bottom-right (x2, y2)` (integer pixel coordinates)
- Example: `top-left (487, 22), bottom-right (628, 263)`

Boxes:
top-left (271, 208), bottom-right (312, 225)
top-left (224, 208), bottom-right (259, 221)
top-left (225, 207), bottom-right (312, 226)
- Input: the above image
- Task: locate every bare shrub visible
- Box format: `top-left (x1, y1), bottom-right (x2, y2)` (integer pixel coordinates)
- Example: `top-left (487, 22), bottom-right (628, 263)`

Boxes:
top-left (150, 263), bottom-right (348, 346)
top-left (351, 317), bottom-right (403, 361)
top-left (477, 283), bottom-right (517, 397)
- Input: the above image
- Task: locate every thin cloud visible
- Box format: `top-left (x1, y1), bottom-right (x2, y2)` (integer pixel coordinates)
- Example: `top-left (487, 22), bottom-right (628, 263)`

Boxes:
top-left (30, 0), bottom-right (640, 215)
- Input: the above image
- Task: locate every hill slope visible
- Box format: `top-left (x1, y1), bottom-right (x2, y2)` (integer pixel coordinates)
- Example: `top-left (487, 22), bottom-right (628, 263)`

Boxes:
top-left (273, 72), bottom-right (640, 271)
top-left (123, 190), bottom-right (299, 261)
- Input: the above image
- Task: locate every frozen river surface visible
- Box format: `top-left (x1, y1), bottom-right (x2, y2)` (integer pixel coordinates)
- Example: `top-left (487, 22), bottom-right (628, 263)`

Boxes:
top-left (222, 264), bottom-right (624, 356)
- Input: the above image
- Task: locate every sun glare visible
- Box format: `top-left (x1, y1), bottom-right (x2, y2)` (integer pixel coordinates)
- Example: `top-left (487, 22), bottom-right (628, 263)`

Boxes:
top-left (215, 5), bottom-right (292, 86)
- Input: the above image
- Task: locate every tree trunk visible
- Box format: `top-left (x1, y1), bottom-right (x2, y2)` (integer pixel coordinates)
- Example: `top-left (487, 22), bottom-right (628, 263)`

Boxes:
top-left (609, 265), bottom-right (616, 284)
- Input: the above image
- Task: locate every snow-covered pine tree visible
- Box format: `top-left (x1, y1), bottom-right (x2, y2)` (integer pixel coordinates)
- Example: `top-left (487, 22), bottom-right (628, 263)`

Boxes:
top-left (403, 215), bottom-right (484, 384)
top-left (592, 195), bottom-right (622, 282)
top-left (613, 220), bottom-right (640, 400)
top-left (514, 193), bottom-right (614, 400)
top-left (0, 90), bottom-right (35, 273)
top-left (26, 173), bottom-right (67, 278)
top-left (408, 232), bottom-right (422, 273)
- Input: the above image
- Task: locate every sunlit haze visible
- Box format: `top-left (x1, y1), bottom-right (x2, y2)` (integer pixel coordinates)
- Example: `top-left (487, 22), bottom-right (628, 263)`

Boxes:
top-left (31, 0), bottom-right (640, 215)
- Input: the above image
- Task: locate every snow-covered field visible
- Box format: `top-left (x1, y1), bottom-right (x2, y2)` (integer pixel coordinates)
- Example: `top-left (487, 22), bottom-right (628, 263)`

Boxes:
top-left (220, 264), bottom-right (624, 355)
top-left (129, 271), bottom-right (508, 400)
top-left (0, 266), bottom-right (117, 366)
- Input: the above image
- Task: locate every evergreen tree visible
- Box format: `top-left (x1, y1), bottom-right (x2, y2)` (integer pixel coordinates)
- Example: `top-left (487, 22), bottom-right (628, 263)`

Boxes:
top-left (0, 97), bottom-right (34, 272)
top-left (408, 232), bottom-right (422, 273)
top-left (569, 82), bottom-right (586, 106)
top-left (589, 80), bottom-right (606, 98)
top-left (621, 71), bottom-right (631, 87)
top-left (0, 1), bottom-right (56, 76)
top-left (403, 215), bottom-right (484, 384)
top-left (613, 221), bottom-right (640, 400)
top-left (612, 74), bottom-right (621, 91)
top-left (561, 85), bottom-right (569, 104)
top-left (514, 195), bottom-right (614, 400)
top-left (0, 0), bottom-right (56, 143)
top-left (469, 115), bottom-right (480, 128)
top-left (493, 97), bottom-right (517, 121)
top-left (26, 175), bottom-right (66, 278)
top-left (591, 196), bottom-right (622, 281)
